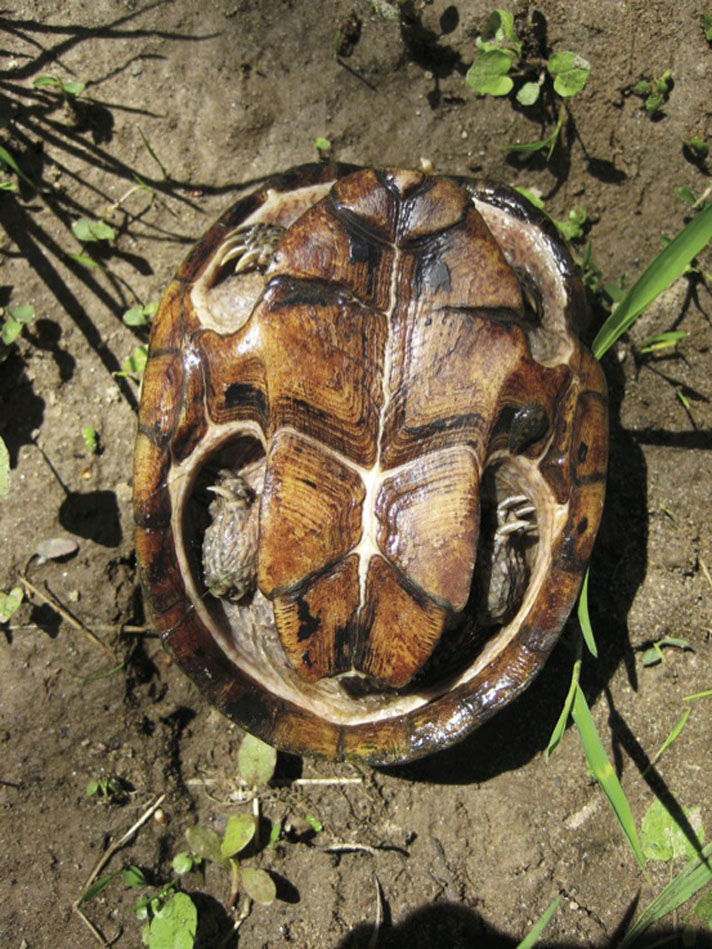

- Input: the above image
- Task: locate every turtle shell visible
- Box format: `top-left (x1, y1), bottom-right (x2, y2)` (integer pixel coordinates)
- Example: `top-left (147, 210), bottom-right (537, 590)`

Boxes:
top-left (133, 164), bottom-right (607, 765)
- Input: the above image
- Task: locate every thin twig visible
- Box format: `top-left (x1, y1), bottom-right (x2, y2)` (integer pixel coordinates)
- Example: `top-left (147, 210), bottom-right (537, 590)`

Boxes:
top-left (283, 777), bottom-right (363, 786)
top-left (73, 794), bottom-right (166, 946)
top-left (368, 875), bottom-right (384, 949)
top-left (7, 623), bottom-right (151, 634)
top-left (184, 776), bottom-right (363, 788)
top-left (19, 575), bottom-right (117, 661)
top-left (692, 184), bottom-right (712, 209)
top-left (319, 841), bottom-right (409, 857)
top-left (252, 796), bottom-right (261, 849)
top-left (218, 896), bottom-right (252, 949)
top-left (319, 843), bottom-right (380, 856)
top-left (73, 904), bottom-right (116, 948)
top-left (76, 794), bottom-right (166, 903)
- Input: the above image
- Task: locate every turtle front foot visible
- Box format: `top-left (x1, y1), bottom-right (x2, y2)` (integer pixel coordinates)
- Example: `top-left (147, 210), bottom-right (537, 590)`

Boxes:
top-left (220, 222), bottom-right (285, 273)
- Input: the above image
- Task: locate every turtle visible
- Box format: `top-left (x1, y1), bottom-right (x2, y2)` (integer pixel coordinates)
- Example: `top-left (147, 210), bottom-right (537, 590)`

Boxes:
top-left (133, 163), bottom-right (607, 766)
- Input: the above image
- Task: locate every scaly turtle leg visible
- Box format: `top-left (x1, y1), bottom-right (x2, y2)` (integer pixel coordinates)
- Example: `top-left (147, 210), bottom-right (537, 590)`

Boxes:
top-left (476, 494), bottom-right (537, 625)
top-left (202, 461), bottom-right (264, 601)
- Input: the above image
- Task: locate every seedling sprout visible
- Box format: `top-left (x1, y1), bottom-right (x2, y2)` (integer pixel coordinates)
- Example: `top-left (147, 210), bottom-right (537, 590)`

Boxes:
top-left (633, 69), bottom-right (673, 117)
top-left (32, 75), bottom-right (86, 98)
top-left (466, 10), bottom-right (591, 159)
top-left (123, 302), bottom-right (158, 328)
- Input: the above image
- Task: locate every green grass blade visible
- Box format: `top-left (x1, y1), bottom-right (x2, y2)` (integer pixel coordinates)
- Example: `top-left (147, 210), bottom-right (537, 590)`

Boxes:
top-left (636, 330), bottom-right (688, 353)
top-left (618, 841), bottom-right (712, 947)
top-left (78, 869), bottom-right (121, 904)
top-left (647, 707), bottom-right (691, 770)
top-left (516, 895), bottom-right (561, 948)
top-left (546, 658), bottom-right (581, 760)
top-left (592, 203), bottom-right (712, 358)
top-left (572, 686), bottom-right (646, 870)
top-left (0, 144), bottom-right (36, 188)
top-left (577, 569), bottom-right (597, 657)
top-left (684, 688), bottom-right (712, 701)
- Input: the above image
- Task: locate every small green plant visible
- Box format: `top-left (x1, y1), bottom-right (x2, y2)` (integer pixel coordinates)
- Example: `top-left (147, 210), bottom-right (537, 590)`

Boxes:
top-left (186, 815), bottom-right (276, 908)
top-left (554, 205), bottom-right (588, 242)
top-left (304, 814), bottom-right (323, 833)
top-left (114, 343), bottom-right (149, 380)
top-left (635, 331), bottom-right (689, 355)
top-left (86, 773), bottom-right (125, 801)
top-left (465, 10), bottom-right (590, 159)
top-left (71, 217), bottom-right (116, 243)
top-left (0, 144), bottom-right (38, 190)
top-left (675, 184), bottom-right (712, 211)
top-left (641, 636), bottom-right (694, 667)
top-left (1, 304), bottom-right (36, 360)
top-left (514, 189), bottom-right (589, 243)
top-left (314, 136), bottom-right (332, 159)
top-left (0, 585), bottom-right (23, 623)
top-left (133, 866), bottom-right (198, 949)
top-left (68, 218), bottom-right (116, 269)
top-left (701, 12), bottom-right (712, 42)
top-left (32, 75), bottom-right (86, 98)
top-left (80, 860), bottom-right (198, 949)
top-left (641, 798), bottom-right (705, 864)
top-left (123, 302), bottom-right (158, 328)
top-left (682, 135), bottom-right (709, 163)
top-left (237, 732), bottom-right (277, 787)
top-left (82, 426), bottom-right (100, 456)
top-left (633, 69), bottom-right (673, 116)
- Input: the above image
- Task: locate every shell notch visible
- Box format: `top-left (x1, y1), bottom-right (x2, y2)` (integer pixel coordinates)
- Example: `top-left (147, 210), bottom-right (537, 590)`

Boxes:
top-left (133, 163), bottom-right (608, 765)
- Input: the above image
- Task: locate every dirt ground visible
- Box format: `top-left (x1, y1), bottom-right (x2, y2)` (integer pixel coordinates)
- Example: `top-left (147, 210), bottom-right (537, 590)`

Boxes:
top-left (1, 1), bottom-right (711, 947)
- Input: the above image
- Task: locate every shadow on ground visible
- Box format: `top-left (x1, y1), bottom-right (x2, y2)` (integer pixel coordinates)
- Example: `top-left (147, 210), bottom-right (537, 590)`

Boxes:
top-left (337, 897), bottom-right (712, 948)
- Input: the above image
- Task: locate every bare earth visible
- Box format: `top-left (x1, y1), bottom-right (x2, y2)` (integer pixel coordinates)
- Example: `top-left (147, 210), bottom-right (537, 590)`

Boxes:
top-left (1, 1), bottom-right (711, 947)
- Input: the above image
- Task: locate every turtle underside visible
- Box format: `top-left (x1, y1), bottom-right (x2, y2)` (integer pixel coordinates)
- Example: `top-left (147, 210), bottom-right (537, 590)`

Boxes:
top-left (133, 164), bottom-right (608, 764)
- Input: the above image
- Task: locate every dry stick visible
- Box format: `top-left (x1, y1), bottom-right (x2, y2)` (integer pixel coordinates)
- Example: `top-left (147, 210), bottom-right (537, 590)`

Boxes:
top-left (73, 794), bottom-right (167, 947)
top-left (368, 875), bottom-right (384, 949)
top-left (19, 574), bottom-right (117, 661)
top-left (319, 842), bottom-right (381, 857)
top-left (184, 776), bottom-right (363, 789)
top-left (252, 796), bottom-right (261, 849)
top-left (319, 841), bottom-right (409, 857)
top-left (8, 623), bottom-right (152, 634)
top-left (218, 896), bottom-right (253, 949)
top-left (692, 185), bottom-right (712, 209)
top-left (275, 777), bottom-right (363, 787)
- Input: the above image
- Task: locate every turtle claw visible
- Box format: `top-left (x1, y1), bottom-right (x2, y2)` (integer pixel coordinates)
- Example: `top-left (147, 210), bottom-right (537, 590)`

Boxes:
top-left (495, 493), bottom-right (538, 539)
top-left (220, 222), bottom-right (285, 273)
